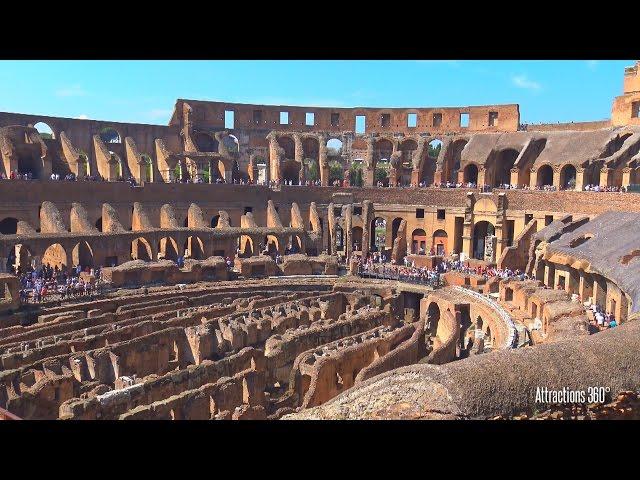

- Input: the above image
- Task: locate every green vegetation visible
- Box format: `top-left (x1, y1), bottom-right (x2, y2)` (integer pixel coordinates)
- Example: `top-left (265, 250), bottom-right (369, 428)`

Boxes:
top-left (428, 142), bottom-right (442, 158)
top-left (349, 162), bottom-right (363, 187)
top-left (306, 158), bottom-right (319, 182)
top-left (329, 161), bottom-right (344, 184)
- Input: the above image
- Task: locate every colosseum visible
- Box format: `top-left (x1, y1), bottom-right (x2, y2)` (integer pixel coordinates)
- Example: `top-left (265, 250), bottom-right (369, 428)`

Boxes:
top-left (1, 61), bottom-right (640, 420)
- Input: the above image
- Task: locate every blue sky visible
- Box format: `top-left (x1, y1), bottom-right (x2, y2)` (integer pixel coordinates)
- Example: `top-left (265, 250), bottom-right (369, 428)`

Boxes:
top-left (0, 60), bottom-right (633, 125)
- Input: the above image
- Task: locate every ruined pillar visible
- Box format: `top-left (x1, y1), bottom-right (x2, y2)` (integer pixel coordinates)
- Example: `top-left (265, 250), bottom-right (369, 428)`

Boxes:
top-left (575, 167), bottom-right (585, 191)
top-left (317, 134), bottom-right (329, 186)
top-left (552, 165), bottom-right (562, 190)
top-left (462, 192), bottom-right (474, 260)
top-left (361, 200), bottom-right (374, 260)
top-left (510, 168), bottom-right (520, 187)
top-left (622, 167), bottom-right (632, 188)
top-left (529, 168), bottom-right (538, 189)
top-left (477, 166), bottom-right (486, 188)
top-left (293, 134), bottom-right (304, 184)
top-left (344, 204), bottom-right (353, 262)
top-left (363, 136), bottom-right (375, 187)
top-left (327, 202), bottom-right (336, 255)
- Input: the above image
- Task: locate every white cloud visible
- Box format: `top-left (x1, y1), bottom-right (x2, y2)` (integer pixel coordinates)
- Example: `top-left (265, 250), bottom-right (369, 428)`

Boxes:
top-left (586, 60), bottom-right (599, 70)
top-left (76, 114), bottom-right (89, 119)
top-left (512, 74), bottom-right (542, 91)
top-left (56, 84), bottom-right (87, 97)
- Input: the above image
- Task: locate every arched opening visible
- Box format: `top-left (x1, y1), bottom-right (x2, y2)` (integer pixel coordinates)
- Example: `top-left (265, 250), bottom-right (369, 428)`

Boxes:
top-left (211, 215), bottom-right (220, 228)
top-left (327, 138), bottom-right (343, 158)
top-left (78, 152), bottom-right (90, 178)
top-left (95, 218), bottom-right (102, 232)
top-left (99, 127), bottom-right (121, 144)
top-left (447, 139), bottom-right (468, 183)
top-left (432, 229), bottom-right (448, 256)
top-left (351, 226), bottom-right (363, 251)
top-left (303, 137), bottom-right (320, 182)
top-left (238, 236), bottom-right (253, 257)
top-left (335, 225), bottom-right (344, 251)
top-left (411, 229), bottom-right (427, 254)
top-left (278, 137), bottom-right (295, 160)
top-left (185, 236), bottom-right (204, 259)
top-left (420, 139), bottom-right (442, 186)
top-left (6, 244), bottom-right (33, 274)
top-left (72, 241), bottom-right (94, 270)
top-left (537, 165), bottom-right (554, 187)
top-left (463, 163), bottom-right (478, 184)
top-left (265, 235), bottom-right (279, 256)
top-left (42, 243), bottom-right (67, 269)
top-left (426, 302), bottom-right (440, 338)
top-left (159, 237), bottom-right (179, 262)
top-left (0, 218), bottom-right (18, 235)
top-left (370, 217), bottom-right (387, 251)
top-left (131, 237), bottom-right (152, 261)
top-left (560, 164), bottom-right (577, 190)
top-left (224, 134), bottom-right (240, 154)
top-left (374, 138), bottom-right (393, 183)
top-left (140, 154), bottom-right (153, 183)
top-left (492, 149), bottom-right (519, 187)
top-left (391, 217), bottom-right (403, 246)
top-left (472, 221), bottom-right (495, 261)
top-left (193, 132), bottom-right (218, 152)
top-left (505, 287), bottom-right (514, 302)
top-left (33, 122), bottom-right (55, 139)
top-left (282, 160), bottom-right (300, 185)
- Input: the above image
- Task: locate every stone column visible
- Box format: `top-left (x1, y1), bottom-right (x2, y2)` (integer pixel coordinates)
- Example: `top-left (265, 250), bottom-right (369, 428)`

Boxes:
top-left (622, 167), bottom-right (632, 188)
top-left (477, 166), bottom-right (486, 188)
top-left (529, 168), bottom-right (538, 189)
top-left (510, 167), bottom-right (520, 187)
top-left (575, 167), bottom-right (585, 191)
top-left (318, 136), bottom-right (329, 186)
top-left (344, 204), bottom-right (353, 262)
top-left (293, 134), bottom-right (304, 184)
top-left (600, 167), bottom-right (610, 187)
top-left (462, 192), bottom-right (474, 260)
top-left (552, 165), bottom-right (562, 190)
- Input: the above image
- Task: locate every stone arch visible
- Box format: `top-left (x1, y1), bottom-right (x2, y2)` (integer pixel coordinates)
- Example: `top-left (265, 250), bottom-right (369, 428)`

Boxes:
top-left (399, 139), bottom-right (417, 166)
top-left (239, 236), bottom-right (253, 257)
top-left (463, 163), bottom-right (479, 184)
top-left (419, 140), bottom-right (441, 185)
top-left (42, 243), bottom-right (67, 269)
top-left (374, 138), bottom-right (393, 166)
top-left (211, 215), bottom-right (220, 228)
top-left (99, 127), bottom-right (122, 144)
top-left (491, 149), bottom-right (519, 187)
top-left (560, 164), bottom-right (577, 190)
top-left (411, 229), bottom-right (427, 254)
top-left (472, 221), bottom-right (495, 261)
top-left (72, 241), bottom-right (94, 269)
top-left (33, 122), bottom-right (55, 139)
top-left (536, 164), bottom-right (554, 187)
top-left (432, 229), bottom-right (448, 256)
top-left (159, 237), bottom-right (179, 261)
top-left (327, 138), bottom-right (343, 158)
top-left (0, 217), bottom-right (18, 235)
top-left (265, 235), bottom-right (279, 255)
top-left (224, 134), bottom-right (240, 154)
top-left (185, 236), bottom-right (204, 259)
top-left (131, 237), bottom-right (152, 261)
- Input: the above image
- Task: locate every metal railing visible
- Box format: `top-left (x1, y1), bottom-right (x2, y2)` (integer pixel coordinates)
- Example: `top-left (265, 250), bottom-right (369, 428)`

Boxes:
top-left (358, 270), bottom-right (442, 288)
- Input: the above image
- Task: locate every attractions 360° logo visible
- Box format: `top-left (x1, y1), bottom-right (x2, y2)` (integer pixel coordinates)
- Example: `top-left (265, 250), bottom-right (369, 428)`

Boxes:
top-left (535, 386), bottom-right (611, 404)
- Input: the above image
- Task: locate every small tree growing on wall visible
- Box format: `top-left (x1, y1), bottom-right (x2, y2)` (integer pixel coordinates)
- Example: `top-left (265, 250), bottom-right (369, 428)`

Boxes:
top-left (349, 163), bottom-right (363, 187)
top-left (329, 161), bottom-right (344, 184)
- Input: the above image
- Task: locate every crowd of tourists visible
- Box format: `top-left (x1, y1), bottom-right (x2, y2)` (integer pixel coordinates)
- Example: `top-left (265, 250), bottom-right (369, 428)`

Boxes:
top-left (16, 263), bottom-right (105, 304)
top-left (588, 302), bottom-right (618, 331)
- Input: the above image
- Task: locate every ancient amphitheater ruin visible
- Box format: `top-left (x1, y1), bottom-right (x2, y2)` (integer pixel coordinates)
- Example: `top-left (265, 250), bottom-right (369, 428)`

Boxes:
top-left (2, 61), bottom-right (640, 420)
